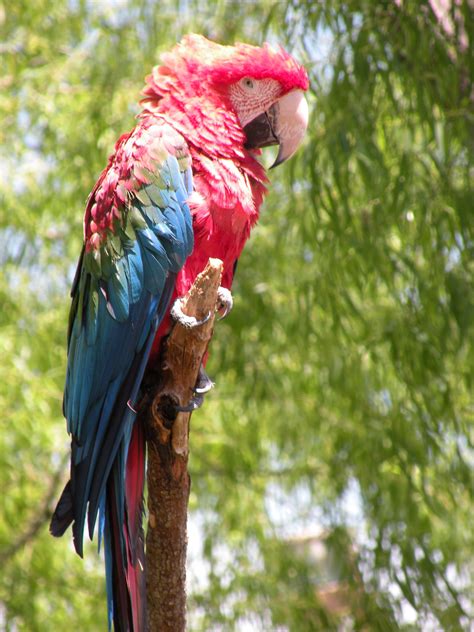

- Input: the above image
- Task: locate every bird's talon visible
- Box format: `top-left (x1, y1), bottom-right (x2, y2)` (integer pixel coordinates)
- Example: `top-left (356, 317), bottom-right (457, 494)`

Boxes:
top-left (175, 394), bottom-right (204, 413)
top-left (194, 365), bottom-right (214, 394)
top-left (170, 297), bottom-right (211, 328)
top-left (193, 382), bottom-right (214, 395)
top-left (174, 365), bottom-right (214, 412)
top-left (216, 286), bottom-right (233, 320)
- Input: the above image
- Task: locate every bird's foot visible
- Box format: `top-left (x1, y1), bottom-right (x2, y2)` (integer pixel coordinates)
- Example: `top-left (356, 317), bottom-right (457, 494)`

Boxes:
top-left (217, 286), bottom-right (233, 319)
top-left (175, 365), bottom-right (214, 413)
top-left (169, 287), bottom-right (231, 414)
top-left (170, 297), bottom-right (211, 328)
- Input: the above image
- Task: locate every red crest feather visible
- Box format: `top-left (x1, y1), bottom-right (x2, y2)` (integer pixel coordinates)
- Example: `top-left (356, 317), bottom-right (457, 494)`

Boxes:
top-left (142, 34), bottom-right (309, 104)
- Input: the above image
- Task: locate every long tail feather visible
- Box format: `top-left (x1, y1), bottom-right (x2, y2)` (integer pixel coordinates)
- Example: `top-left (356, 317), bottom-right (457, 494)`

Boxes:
top-left (104, 422), bottom-right (146, 632)
top-left (106, 478), bottom-right (133, 631)
top-left (125, 421), bottom-right (147, 631)
top-left (125, 421), bottom-right (146, 563)
top-left (123, 421), bottom-right (146, 632)
top-left (50, 480), bottom-right (74, 538)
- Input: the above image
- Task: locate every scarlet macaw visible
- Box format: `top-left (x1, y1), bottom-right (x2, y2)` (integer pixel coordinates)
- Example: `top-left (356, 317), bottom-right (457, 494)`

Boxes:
top-left (51, 34), bottom-right (308, 631)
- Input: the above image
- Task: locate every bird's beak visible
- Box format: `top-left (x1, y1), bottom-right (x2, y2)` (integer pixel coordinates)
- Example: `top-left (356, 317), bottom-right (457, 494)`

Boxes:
top-left (243, 89), bottom-right (308, 168)
top-left (270, 90), bottom-right (308, 168)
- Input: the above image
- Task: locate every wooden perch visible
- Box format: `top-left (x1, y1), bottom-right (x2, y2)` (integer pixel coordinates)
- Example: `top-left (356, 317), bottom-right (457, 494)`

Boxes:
top-left (141, 258), bottom-right (223, 632)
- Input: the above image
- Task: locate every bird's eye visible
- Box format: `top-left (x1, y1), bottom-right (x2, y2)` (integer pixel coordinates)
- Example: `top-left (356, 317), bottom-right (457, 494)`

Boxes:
top-left (241, 77), bottom-right (255, 90)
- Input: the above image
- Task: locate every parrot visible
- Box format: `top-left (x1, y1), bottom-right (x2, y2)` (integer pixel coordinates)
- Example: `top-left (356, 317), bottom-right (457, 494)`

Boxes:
top-left (50, 34), bottom-right (308, 631)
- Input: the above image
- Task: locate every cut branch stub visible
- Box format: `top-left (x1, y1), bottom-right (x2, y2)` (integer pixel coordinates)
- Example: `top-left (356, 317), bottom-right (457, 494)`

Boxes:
top-left (151, 257), bottom-right (223, 457)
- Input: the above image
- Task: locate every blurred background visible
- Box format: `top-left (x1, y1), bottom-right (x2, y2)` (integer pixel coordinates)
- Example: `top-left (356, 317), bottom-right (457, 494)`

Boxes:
top-left (1, 1), bottom-right (473, 630)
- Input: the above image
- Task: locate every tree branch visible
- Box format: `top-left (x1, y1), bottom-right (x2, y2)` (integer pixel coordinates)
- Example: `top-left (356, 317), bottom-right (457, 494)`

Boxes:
top-left (142, 258), bottom-right (223, 632)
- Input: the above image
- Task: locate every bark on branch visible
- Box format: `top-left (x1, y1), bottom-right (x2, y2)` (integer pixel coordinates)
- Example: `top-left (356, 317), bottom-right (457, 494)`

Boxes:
top-left (141, 258), bottom-right (223, 632)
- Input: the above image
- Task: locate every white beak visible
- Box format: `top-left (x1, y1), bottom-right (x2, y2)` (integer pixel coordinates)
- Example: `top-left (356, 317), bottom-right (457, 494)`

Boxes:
top-left (271, 89), bottom-right (309, 168)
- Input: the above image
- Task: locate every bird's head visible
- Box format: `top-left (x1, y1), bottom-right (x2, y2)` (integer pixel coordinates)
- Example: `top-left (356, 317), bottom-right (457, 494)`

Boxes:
top-left (142, 34), bottom-right (309, 167)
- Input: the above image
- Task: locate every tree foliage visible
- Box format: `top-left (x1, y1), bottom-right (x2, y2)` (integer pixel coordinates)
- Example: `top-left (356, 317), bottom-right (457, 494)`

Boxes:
top-left (0, 1), bottom-right (472, 630)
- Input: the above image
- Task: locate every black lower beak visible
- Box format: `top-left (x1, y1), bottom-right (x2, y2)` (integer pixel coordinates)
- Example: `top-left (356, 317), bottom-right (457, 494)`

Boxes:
top-left (243, 106), bottom-right (279, 151)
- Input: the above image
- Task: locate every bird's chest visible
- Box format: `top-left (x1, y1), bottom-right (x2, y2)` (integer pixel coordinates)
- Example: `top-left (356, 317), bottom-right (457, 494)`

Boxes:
top-left (176, 163), bottom-right (262, 294)
top-left (177, 204), bottom-right (251, 295)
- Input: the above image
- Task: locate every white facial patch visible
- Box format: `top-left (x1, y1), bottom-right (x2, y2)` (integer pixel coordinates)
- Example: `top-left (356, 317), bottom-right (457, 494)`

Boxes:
top-left (228, 77), bottom-right (281, 128)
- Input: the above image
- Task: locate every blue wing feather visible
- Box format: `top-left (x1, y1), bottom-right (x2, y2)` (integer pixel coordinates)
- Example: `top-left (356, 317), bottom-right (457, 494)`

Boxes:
top-left (107, 259), bottom-right (130, 322)
top-left (126, 241), bottom-right (144, 304)
top-left (50, 122), bottom-right (194, 604)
